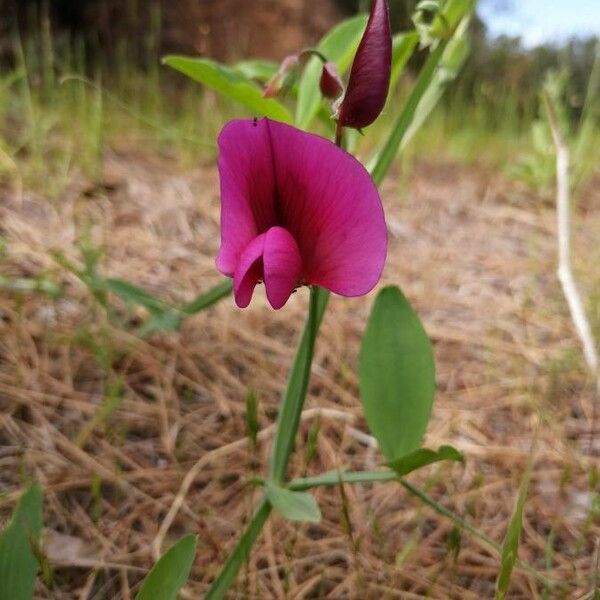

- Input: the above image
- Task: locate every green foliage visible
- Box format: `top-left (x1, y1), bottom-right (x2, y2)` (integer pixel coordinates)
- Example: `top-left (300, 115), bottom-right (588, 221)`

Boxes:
top-left (295, 15), bottom-right (367, 130)
top-left (163, 57), bottom-right (292, 123)
top-left (0, 485), bottom-right (43, 600)
top-left (136, 534), bottom-right (197, 600)
top-left (264, 482), bottom-right (321, 523)
top-left (495, 466), bottom-right (533, 599)
top-left (359, 286), bottom-right (436, 462)
top-left (388, 446), bottom-right (464, 477)
top-left (369, 11), bottom-right (472, 184)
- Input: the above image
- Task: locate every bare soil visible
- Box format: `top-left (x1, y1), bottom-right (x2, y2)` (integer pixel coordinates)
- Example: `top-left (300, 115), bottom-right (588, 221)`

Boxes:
top-left (1, 152), bottom-right (599, 599)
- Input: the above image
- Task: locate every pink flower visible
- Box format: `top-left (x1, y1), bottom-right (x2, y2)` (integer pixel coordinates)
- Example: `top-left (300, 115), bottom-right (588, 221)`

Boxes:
top-left (216, 118), bottom-right (387, 309)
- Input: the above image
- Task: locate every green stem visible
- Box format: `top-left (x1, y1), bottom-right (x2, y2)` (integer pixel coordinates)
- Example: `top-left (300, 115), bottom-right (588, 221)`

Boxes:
top-left (204, 499), bottom-right (272, 600)
top-left (204, 287), bottom-right (328, 598)
top-left (268, 286), bottom-right (329, 483)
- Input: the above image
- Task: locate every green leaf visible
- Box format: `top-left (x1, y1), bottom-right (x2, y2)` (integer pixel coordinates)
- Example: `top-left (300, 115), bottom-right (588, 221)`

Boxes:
top-left (495, 467), bottom-right (533, 599)
top-left (265, 482), bottom-right (321, 523)
top-left (295, 15), bottom-right (367, 130)
top-left (233, 59), bottom-right (278, 83)
top-left (359, 286), bottom-right (436, 462)
top-left (388, 445), bottom-right (463, 477)
top-left (136, 534), bottom-right (197, 600)
top-left (0, 484), bottom-right (43, 600)
top-left (163, 56), bottom-right (292, 123)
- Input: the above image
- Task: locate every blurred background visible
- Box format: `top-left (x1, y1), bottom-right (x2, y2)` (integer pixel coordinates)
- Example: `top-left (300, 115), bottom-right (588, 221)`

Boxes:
top-left (0, 0), bottom-right (598, 190)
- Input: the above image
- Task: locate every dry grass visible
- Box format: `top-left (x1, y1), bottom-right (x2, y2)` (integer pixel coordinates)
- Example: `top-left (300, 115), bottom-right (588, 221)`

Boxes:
top-left (1, 150), bottom-right (599, 599)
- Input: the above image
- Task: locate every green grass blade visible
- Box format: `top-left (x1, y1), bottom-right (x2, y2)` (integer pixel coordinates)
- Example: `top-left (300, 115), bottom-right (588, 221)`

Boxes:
top-left (295, 15), bottom-right (367, 130)
top-left (268, 287), bottom-right (329, 483)
top-left (495, 465), bottom-right (533, 599)
top-left (136, 534), bottom-right (197, 600)
top-left (265, 482), bottom-right (321, 523)
top-left (138, 280), bottom-right (232, 337)
top-left (181, 279), bottom-right (233, 315)
top-left (204, 499), bottom-right (272, 600)
top-left (163, 56), bottom-right (293, 123)
top-left (0, 485), bottom-right (43, 600)
top-left (105, 278), bottom-right (172, 315)
top-left (359, 286), bottom-right (436, 462)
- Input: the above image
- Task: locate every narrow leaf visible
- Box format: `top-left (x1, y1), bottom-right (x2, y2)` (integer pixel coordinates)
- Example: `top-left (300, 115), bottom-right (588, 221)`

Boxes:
top-left (359, 286), bottom-right (436, 462)
top-left (136, 534), bottom-right (197, 600)
top-left (295, 15), bottom-right (367, 130)
top-left (388, 446), bottom-right (463, 477)
top-left (163, 56), bottom-right (293, 123)
top-left (495, 467), bottom-right (533, 599)
top-left (204, 500), bottom-right (271, 600)
top-left (181, 279), bottom-right (233, 315)
top-left (265, 482), bottom-right (321, 523)
top-left (105, 278), bottom-right (171, 315)
top-left (0, 484), bottom-right (43, 600)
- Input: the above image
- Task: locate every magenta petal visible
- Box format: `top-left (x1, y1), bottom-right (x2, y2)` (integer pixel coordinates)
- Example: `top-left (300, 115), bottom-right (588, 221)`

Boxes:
top-left (319, 61), bottom-right (344, 100)
top-left (263, 227), bottom-right (302, 309)
top-left (337, 0), bottom-right (392, 129)
top-left (266, 120), bottom-right (387, 296)
top-left (216, 119), bottom-right (276, 276)
top-left (233, 234), bottom-right (266, 308)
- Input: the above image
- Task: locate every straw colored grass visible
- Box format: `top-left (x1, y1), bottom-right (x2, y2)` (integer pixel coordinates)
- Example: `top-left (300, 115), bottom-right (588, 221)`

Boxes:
top-left (0, 152), bottom-right (599, 599)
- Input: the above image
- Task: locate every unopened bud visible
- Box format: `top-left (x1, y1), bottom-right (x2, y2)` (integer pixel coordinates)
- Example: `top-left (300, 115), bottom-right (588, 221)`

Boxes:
top-left (263, 54), bottom-right (300, 98)
top-left (335, 0), bottom-right (392, 129)
top-left (319, 62), bottom-right (344, 100)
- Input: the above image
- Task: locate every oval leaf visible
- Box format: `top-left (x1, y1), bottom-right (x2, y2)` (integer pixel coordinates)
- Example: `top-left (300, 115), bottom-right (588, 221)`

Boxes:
top-left (0, 484), bottom-right (43, 600)
top-left (295, 15), bottom-right (367, 130)
top-left (163, 56), bottom-right (292, 123)
top-left (136, 534), bottom-right (197, 600)
top-left (388, 445), bottom-right (464, 477)
top-left (359, 286), bottom-right (436, 462)
top-left (265, 482), bottom-right (321, 523)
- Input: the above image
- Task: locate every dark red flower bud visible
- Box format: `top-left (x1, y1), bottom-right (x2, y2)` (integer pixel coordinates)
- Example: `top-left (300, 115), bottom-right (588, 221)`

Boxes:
top-left (335, 0), bottom-right (392, 129)
top-left (319, 61), bottom-right (344, 100)
top-left (263, 54), bottom-right (300, 98)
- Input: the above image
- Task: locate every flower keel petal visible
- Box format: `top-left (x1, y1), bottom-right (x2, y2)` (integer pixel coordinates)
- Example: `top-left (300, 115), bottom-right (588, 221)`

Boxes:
top-left (263, 227), bottom-right (302, 310)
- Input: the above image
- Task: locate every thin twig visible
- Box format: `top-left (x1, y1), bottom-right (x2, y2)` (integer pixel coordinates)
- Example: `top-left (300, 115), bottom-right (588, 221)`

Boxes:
top-left (543, 92), bottom-right (599, 399)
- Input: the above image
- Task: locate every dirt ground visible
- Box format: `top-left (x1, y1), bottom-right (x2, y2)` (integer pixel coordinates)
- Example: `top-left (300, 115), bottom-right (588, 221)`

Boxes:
top-left (1, 151), bottom-right (599, 599)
